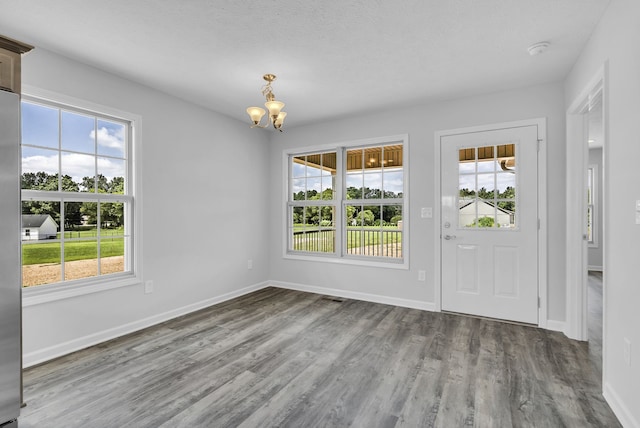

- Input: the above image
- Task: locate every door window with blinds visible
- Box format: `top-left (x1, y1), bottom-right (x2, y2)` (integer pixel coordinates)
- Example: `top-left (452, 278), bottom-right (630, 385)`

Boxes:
top-left (458, 143), bottom-right (517, 229)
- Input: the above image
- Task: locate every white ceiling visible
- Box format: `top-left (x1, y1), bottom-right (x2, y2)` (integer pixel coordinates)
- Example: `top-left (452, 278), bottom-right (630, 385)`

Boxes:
top-left (0, 0), bottom-right (610, 128)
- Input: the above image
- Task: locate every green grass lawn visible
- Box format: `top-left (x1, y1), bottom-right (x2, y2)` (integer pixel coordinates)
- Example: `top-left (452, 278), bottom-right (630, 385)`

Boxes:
top-left (22, 237), bottom-right (124, 265)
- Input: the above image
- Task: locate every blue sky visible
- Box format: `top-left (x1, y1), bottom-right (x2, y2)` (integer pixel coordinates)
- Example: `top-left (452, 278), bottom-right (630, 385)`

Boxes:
top-left (21, 101), bottom-right (126, 183)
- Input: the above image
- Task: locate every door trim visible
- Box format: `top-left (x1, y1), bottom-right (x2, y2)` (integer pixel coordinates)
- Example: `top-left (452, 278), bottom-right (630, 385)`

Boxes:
top-left (565, 64), bottom-right (607, 342)
top-left (434, 118), bottom-right (548, 328)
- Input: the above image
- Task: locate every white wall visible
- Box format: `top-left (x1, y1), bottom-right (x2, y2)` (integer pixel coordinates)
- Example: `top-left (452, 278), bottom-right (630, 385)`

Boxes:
top-left (565, 0), bottom-right (640, 425)
top-left (268, 82), bottom-right (567, 322)
top-left (20, 49), bottom-right (271, 364)
top-left (588, 148), bottom-right (603, 270)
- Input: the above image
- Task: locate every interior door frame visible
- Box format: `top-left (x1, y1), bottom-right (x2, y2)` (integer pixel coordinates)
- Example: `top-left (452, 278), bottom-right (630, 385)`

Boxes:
top-left (565, 64), bottom-right (607, 342)
top-left (434, 118), bottom-right (548, 328)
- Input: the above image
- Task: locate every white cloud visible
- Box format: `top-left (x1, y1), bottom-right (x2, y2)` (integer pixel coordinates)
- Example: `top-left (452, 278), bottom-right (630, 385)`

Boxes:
top-left (97, 157), bottom-right (125, 180)
top-left (22, 154), bottom-right (58, 175)
top-left (91, 126), bottom-right (124, 151)
top-left (61, 153), bottom-right (96, 183)
top-left (22, 152), bottom-right (124, 184)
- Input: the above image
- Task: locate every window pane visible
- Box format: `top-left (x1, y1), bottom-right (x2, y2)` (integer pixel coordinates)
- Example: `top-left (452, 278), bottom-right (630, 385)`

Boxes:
top-left (100, 236), bottom-right (125, 276)
top-left (383, 170), bottom-right (403, 198)
top-left (304, 206), bottom-right (319, 227)
top-left (383, 145), bottom-right (402, 168)
top-left (98, 158), bottom-right (126, 194)
top-left (61, 111), bottom-right (95, 154)
top-left (22, 200), bottom-right (61, 287)
top-left (292, 157), bottom-right (306, 178)
top-left (346, 148), bottom-right (363, 172)
top-left (292, 179), bottom-right (305, 200)
top-left (96, 120), bottom-right (126, 158)
top-left (497, 201), bottom-right (516, 228)
top-left (64, 239), bottom-right (97, 281)
top-left (476, 146), bottom-right (496, 172)
top-left (21, 101), bottom-right (59, 149)
top-left (64, 201), bottom-right (84, 232)
top-left (587, 206), bottom-right (593, 242)
top-left (22, 200), bottom-right (61, 235)
top-left (321, 175), bottom-right (334, 200)
top-left (382, 205), bottom-right (403, 258)
top-left (306, 177), bottom-right (321, 199)
top-left (321, 152), bottom-right (336, 176)
top-left (61, 152), bottom-right (95, 192)
top-left (477, 174), bottom-right (495, 199)
top-left (21, 147), bottom-right (59, 190)
top-left (346, 173), bottom-right (363, 199)
top-left (364, 173), bottom-right (382, 199)
top-left (291, 206), bottom-right (304, 227)
top-left (290, 206), bottom-right (335, 253)
top-left (22, 242), bottom-right (61, 287)
top-left (496, 173), bottom-right (516, 193)
top-left (101, 201), bottom-right (125, 229)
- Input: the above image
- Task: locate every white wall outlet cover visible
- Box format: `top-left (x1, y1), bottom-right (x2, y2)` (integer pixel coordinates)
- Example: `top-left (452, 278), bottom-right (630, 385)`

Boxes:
top-left (421, 207), bottom-right (433, 218)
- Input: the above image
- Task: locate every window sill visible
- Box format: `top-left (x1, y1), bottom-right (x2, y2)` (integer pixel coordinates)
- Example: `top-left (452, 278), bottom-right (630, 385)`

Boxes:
top-left (22, 273), bottom-right (141, 307)
top-left (284, 252), bottom-right (408, 270)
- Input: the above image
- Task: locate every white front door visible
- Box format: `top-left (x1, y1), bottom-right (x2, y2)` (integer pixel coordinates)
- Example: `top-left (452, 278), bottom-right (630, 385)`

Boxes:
top-left (440, 125), bottom-right (539, 324)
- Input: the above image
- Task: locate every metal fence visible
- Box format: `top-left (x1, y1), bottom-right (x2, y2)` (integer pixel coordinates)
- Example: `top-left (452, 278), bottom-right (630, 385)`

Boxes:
top-left (292, 228), bottom-right (402, 258)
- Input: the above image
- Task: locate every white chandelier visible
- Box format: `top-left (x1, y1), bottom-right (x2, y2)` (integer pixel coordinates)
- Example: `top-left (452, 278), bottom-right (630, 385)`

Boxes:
top-left (246, 74), bottom-right (287, 132)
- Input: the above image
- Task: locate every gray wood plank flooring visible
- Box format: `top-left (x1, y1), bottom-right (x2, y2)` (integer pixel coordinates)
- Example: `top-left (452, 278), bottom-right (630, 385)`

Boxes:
top-left (19, 287), bottom-right (620, 427)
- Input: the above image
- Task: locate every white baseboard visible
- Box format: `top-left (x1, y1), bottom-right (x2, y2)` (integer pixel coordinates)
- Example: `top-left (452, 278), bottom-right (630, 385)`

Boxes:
top-left (603, 381), bottom-right (639, 428)
top-left (269, 280), bottom-right (436, 312)
top-left (588, 265), bottom-right (604, 272)
top-left (23, 281), bottom-right (270, 368)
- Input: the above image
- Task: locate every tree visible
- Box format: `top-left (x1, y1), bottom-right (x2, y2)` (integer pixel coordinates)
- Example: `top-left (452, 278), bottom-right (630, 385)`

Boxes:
top-left (459, 188), bottom-right (475, 198)
top-left (468, 216), bottom-right (495, 228)
top-left (355, 210), bottom-right (375, 226)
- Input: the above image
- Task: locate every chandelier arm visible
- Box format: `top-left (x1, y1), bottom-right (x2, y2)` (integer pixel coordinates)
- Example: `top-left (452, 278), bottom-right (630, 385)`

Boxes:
top-left (250, 121), bottom-right (270, 129)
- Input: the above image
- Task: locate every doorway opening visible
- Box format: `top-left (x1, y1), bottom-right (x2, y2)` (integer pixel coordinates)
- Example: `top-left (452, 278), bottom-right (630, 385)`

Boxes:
top-left (566, 67), bottom-right (606, 381)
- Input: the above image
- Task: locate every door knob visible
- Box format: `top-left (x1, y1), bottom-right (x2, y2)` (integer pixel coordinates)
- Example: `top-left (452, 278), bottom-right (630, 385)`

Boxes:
top-left (443, 235), bottom-right (456, 240)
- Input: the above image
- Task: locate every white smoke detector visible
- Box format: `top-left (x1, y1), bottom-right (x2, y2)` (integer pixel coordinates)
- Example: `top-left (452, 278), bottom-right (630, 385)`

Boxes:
top-left (527, 41), bottom-right (550, 56)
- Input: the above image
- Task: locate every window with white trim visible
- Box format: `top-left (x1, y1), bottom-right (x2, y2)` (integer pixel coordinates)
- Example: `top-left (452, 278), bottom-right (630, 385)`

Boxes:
top-left (287, 136), bottom-right (407, 265)
top-left (21, 98), bottom-right (134, 288)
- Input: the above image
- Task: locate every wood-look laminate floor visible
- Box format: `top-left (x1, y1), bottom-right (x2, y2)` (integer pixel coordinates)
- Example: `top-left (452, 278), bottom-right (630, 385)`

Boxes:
top-left (20, 287), bottom-right (620, 428)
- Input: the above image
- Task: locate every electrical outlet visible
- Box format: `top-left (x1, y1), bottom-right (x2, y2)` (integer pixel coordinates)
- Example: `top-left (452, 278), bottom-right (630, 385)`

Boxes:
top-left (144, 280), bottom-right (154, 294)
top-left (624, 338), bottom-right (631, 366)
top-left (421, 207), bottom-right (433, 218)
top-left (248, 259), bottom-right (253, 270)
top-left (418, 270), bottom-right (426, 281)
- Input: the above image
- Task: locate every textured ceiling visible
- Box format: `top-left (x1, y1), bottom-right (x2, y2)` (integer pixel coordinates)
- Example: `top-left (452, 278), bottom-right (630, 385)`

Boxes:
top-left (0, 0), bottom-right (610, 128)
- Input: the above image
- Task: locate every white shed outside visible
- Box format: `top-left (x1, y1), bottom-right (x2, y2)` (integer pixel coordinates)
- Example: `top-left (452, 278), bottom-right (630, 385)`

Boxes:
top-left (459, 200), bottom-right (513, 228)
top-left (21, 214), bottom-right (59, 240)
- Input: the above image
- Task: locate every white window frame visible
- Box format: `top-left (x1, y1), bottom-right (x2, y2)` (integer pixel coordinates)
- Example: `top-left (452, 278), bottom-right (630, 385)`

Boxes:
top-left (283, 134), bottom-right (409, 269)
top-left (21, 86), bottom-right (143, 306)
top-left (587, 164), bottom-right (598, 247)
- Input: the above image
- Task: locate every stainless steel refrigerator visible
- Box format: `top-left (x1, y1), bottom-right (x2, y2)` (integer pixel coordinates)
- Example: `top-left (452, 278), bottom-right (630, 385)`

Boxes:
top-left (0, 88), bottom-right (22, 428)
